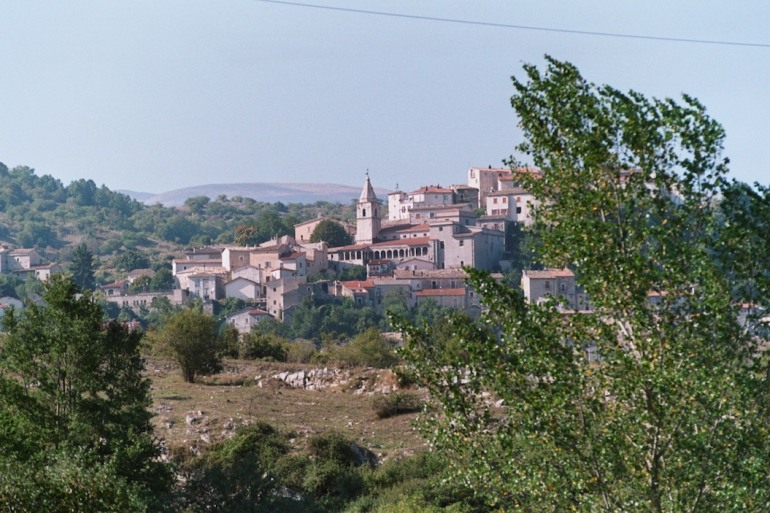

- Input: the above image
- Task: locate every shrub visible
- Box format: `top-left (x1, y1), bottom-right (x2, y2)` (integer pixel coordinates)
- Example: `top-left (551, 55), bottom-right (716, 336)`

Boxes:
top-left (239, 332), bottom-right (288, 361)
top-left (371, 393), bottom-right (423, 419)
top-left (329, 328), bottom-right (399, 368)
top-left (286, 339), bottom-right (318, 363)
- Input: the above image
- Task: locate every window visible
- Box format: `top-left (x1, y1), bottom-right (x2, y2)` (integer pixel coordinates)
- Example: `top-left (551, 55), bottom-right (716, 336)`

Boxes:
top-left (560, 282), bottom-right (567, 293)
top-left (362, 209), bottom-right (366, 217)
top-left (516, 207), bottom-right (522, 214)
top-left (459, 240), bottom-right (464, 246)
top-left (502, 197), bottom-right (507, 203)
top-left (545, 281), bottom-right (551, 290)
top-left (493, 198), bottom-right (498, 204)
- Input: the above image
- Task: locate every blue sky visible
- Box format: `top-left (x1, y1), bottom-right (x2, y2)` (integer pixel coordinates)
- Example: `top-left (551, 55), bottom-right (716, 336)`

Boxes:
top-left (1, 1), bottom-right (767, 194)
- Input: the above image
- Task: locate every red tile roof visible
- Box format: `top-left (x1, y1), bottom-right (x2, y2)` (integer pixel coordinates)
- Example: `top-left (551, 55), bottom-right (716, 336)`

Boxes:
top-left (400, 223), bottom-right (431, 232)
top-left (340, 280), bottom-right (375, 291)
top-left (102, 280), bottom-right (128, 289)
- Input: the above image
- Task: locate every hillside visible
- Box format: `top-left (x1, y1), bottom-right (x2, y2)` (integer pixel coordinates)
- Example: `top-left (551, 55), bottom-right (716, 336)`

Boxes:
top-left (0, 165), bottom-right (363, 285)
top-left (134, 182), bottom-right (392, 207)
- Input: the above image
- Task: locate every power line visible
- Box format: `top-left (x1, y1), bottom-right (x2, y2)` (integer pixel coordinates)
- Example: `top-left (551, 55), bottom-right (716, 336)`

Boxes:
top-left (254, 0), bottom-right (770, 49)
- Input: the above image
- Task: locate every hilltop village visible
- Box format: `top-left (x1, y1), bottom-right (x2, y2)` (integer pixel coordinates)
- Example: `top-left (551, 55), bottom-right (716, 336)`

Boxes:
top-left (0, 166), bottom-right (585, 328)
top-left (92, 166), bottom-right (583, 330)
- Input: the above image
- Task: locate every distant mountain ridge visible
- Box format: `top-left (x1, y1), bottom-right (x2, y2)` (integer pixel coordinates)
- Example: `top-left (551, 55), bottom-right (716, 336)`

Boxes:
top-left (121, 182), bottom-right (392, 207)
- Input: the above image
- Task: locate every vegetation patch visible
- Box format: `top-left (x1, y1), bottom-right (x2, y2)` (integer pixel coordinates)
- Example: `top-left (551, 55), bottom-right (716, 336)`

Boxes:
top-left (371, 392), bottom-right (424, 419)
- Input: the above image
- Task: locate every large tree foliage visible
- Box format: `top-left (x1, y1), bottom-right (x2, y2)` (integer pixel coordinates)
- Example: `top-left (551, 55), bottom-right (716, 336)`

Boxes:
top-left (0, 275), bottom-right (171, 510)
top-left (401, 57), bottom-right (770, 512)
top-left (310, 219), bottom-right (353, 247)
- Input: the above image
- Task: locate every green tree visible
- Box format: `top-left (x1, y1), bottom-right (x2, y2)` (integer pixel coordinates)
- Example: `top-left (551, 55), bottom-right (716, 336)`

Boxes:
top-left (67, 178), bottom-right (97, 206)
top-left (157, 215), bottom-right (199, 245)
top-left (69, 242), bottom-right (96, 290)
top-left (401, 57), bottom-right (770, 512)
top-left (310, 219), bottom-right (353, 247)
top-left (338, 265), bottom-right (367, 281)
top-left (154, 308), bottom-right (222, 382)
top-left (254, 207), bottom-right (291, 243)
top-left (234, 224), bottom-right (259, 246)
top-left (176, 422), bottom-right (296, 513)
top-left (150, 267), bottom-right (174, 291)
top-left (184, 195), bottom-right (210, 214)
top-left (114, 249), bottom-right (150, 272)
top-left (129, 275), bottom-right (152, 294)
top-left (380, 288), bottom-right (412, 330)
top-left (17, 220), bottom-right (56, 248)
top-left (0, 275), bottom-right (171, 509)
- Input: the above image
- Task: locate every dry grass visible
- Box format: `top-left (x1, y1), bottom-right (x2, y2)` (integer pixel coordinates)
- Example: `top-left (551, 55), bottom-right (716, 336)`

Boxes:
top-left (146, 357), bottom-right (428, 461)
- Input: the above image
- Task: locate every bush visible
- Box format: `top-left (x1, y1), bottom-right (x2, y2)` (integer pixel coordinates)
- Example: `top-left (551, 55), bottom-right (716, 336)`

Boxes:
top-left (239, 332), bottom-right (288, 361)
top-left (177, 422), bottom-right (291, 513)
top-left (329, 328), bottom-right (399, 368)
top-left (286, 339), bottom-right (318, 363)
top-left (371, 393), bottom-right (423, 419)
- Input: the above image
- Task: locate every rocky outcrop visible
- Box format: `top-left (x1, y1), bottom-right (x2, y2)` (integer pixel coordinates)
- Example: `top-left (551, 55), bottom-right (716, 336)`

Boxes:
top-left (255, 367), bottom-right (401, 395)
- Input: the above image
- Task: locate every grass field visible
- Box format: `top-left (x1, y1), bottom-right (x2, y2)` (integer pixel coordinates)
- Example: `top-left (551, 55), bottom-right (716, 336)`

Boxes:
top-left (147, 357), bottom-right (428, 461)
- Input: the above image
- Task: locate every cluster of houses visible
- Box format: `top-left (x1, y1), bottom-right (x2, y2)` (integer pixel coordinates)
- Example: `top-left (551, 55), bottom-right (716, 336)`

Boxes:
top-left (97, 166), bottom-right (586, 333)
top-left (0, 247), bottom-right (62, 281)
top-left (0, 166), bottom-right (585, 332)
top-left (0, 247), bottom-right (63, 321)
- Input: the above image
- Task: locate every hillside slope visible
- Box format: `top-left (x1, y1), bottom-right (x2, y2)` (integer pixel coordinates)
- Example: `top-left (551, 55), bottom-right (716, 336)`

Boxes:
top-left (138, 182), bottom-right (392, 207)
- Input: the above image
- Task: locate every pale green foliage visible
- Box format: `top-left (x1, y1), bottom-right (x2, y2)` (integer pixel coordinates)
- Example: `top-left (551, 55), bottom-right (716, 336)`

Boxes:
top-left (400, 58), bottom-right (770, 512)
top-left (329, 327), bottom-right (399, 368)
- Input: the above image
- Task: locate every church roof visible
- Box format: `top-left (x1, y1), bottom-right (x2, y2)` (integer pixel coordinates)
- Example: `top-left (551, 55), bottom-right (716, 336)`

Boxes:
top-left (359, 173), bottom-right (379, 203)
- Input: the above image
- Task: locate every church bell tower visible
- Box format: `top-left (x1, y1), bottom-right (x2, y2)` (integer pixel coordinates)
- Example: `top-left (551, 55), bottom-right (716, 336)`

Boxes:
top-left (356, 172), bottom-right (381, 244)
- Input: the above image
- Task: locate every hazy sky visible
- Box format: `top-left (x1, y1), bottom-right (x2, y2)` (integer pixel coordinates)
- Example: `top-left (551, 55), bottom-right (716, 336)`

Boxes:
top-left (1, 1), bottom-right (767, 194)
